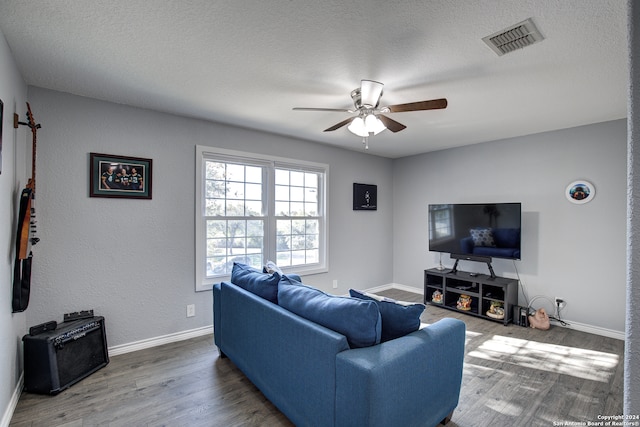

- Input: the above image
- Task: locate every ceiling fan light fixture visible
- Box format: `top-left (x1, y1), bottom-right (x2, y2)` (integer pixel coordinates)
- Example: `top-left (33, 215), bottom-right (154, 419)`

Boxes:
top-left (348, 117), bottom-right (369, 137)
top-left (365, 114), bottom-right (386, 135)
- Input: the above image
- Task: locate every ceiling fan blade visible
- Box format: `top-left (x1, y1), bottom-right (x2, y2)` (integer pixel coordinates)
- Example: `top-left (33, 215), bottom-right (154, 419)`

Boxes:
top-left (360, 80), bottom-right (384, 108)
top-left (293, 107), bottom-right (350, 112)
top-left (387, 98), bottom-right (448, 113)
top-left (378, 115), bottom-right (407, 133)
top-left (324, 117), bottom-right (356, 132)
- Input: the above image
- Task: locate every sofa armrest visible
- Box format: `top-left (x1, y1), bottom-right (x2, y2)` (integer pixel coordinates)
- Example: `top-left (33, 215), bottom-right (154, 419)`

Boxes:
top-left (335, 318), bottom-right (465, 427)
top-left (213, 283), bottom-right (222, 348)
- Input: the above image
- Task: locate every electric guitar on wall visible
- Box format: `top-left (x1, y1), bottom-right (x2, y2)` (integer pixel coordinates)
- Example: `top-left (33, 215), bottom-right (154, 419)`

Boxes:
top-left (12, 102), bottom-right (41, 313)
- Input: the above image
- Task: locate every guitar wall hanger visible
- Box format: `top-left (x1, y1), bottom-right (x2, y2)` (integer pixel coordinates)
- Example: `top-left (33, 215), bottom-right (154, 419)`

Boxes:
top-left (14, 112), bottom-right (41, 130)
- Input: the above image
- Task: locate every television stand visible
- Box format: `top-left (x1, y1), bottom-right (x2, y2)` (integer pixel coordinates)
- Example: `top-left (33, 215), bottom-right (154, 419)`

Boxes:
top-left (424, 268), bottom-right (518, 326)
top-left (450, 254), bottom-right (496, 279)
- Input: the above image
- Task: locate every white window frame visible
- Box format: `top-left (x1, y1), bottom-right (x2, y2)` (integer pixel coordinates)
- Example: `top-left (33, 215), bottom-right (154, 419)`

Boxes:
top-left (195, 145), bottom-right (328, 291)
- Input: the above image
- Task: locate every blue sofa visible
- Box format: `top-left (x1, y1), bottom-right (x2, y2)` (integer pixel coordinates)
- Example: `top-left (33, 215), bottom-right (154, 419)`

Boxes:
top-left (460, 227), bottom-right (521, 259)
top-left (213, 280), bottom-right (466, 427)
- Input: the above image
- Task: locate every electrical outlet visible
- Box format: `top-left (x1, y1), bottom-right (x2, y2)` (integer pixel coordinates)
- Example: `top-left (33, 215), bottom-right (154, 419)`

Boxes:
top-left (186, 304), bottom-right (195, 317)
top-left (333, 279), bottom-right (338, 289)
top-left (555, 297), bottom-right (566, 309)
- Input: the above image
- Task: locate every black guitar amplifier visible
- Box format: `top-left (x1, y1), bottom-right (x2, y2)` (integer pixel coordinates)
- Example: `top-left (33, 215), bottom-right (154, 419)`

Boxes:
top-left (23, 316), bottom-right (109, 395)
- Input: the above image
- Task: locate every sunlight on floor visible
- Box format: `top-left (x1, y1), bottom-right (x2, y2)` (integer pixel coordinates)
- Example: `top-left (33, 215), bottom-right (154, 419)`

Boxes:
top-left (467, 334), bottom-right (619, 382)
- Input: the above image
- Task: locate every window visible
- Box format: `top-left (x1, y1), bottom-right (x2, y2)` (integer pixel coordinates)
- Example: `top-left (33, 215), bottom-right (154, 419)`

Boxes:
top-left (429, 204), bottom-right (454, 240)
top-left (195, 146), bottom-right (328, 291)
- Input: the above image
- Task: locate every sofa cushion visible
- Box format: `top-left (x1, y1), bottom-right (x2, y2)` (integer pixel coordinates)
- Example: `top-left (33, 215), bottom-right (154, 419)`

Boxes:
top-left (231, 262), bottom-right (281, 304)
top-left (493, 228), bottom-right (520, 248)
top-left (349, 289), bottom-right (425, 342)
top-left (278, 276), bottom-right (382, 348)
top-left (469, 228), bottom-right (496, 247)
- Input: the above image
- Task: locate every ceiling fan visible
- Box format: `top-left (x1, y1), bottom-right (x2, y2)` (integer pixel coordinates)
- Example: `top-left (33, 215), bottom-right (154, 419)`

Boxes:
top-left (293, 79), bottom-right (447, 148)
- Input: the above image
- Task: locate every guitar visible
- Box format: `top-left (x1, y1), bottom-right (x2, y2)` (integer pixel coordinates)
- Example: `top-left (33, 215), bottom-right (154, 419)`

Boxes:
top-left (12, 102), bottom-right (40, 313)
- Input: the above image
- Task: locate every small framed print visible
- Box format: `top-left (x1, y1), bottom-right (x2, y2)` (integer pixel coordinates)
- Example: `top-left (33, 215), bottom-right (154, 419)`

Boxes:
top-left (90, 153), bottom-right (152, 199)
top-left (565, 180), bottom-right (595, 204)
top-left (353, 183), bottom-right (377, 210)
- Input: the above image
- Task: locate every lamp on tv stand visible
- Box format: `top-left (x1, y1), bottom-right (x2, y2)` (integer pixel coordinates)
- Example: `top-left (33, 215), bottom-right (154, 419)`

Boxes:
top-left (449, 253), bottom-right (496, 279)
top-left (435, 253), bottom-right (446, 271)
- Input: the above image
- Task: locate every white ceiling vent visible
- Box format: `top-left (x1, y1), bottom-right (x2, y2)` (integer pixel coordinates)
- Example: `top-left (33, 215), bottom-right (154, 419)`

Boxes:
top-left (482, 18), bottom-right (544, 56)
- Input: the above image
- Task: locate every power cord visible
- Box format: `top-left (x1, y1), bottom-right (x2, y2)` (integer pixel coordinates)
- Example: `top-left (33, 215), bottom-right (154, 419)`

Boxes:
top-left (512, 261), bottom-right (530, 307)
top-left (551, 298), bottom-right (570, 327)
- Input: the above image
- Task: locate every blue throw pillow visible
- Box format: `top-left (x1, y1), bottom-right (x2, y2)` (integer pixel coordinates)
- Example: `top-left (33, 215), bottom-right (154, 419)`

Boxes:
top-left (231, 262), bottom-right (281, 304)
top-left (278, 276), bottom-right (382, 348)
top-left (349, 289), bottom-right (425, 342)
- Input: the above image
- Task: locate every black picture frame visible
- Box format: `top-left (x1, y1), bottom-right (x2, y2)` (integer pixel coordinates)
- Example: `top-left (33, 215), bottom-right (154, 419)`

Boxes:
top-left (90, 152), bottom-right (152, 199)
top-left (353, 183), bottom-right (377, 210)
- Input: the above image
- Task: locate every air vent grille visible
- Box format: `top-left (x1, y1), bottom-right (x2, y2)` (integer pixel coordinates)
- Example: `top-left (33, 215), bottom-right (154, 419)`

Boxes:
top-left (483, 18), bottom-right (544, 56)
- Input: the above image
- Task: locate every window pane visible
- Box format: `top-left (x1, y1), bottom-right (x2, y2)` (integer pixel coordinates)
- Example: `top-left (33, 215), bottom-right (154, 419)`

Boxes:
top-left (290, 202), bottom-right (304, 216)
top-left (291, 171), bottom-right (304, 186)
top-left (245, 183), bottom-right (262, 200)
top-left (245, 201), bottom-right (262, 216)
top-left (276, 251), bottom-right (291, 267)
top-left (275, 169), bottom-right (289, 185)
top-left (206, 162), bottom-right (225, 180)
top-left (226, 200), bottom-right (244, 216)
top-left (291, 250), bottom-right (306, 266)
top-left (305, 187), bottom-right (317, 203)
top-left (206, 199), bottom-right (225, 216)
top-left (290, 186), bottom-right (304, 201)
top-left (305, 173), bottom-right (318, 188)
top-left (206, 179), bottom-right (225, 198)
top-left (245, 166), bottom-right (262, 184)
top-left (226, 164), bottom-right (244, 181)
top-left (204, 218), bottom-right (266, 278)
top-left (227, 181), bottom-right (244, 199)
top-left (305, 202), bottom-right (317, 216)
top-left (276, 201), bottom-right (289, 216)
top-left (275, 185), bottom-right (289, 201)
top-left (207, 220), bottom-right (226, 238)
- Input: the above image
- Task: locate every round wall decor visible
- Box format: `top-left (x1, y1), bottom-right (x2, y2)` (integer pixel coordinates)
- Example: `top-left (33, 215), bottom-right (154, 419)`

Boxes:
top-left (565, 180), bottom-right (595, 204)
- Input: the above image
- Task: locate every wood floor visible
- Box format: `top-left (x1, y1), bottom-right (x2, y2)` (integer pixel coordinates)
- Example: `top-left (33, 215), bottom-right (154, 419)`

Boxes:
top-left (10, 289), bottom-right (624, 427)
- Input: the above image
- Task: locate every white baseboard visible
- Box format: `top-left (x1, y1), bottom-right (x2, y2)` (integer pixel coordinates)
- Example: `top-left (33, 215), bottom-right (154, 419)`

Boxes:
top-left (108, 325), bottom-right (213, 357)
top-left (367, 283), bottom-right (625, 340)
top-left (1, 373), bottom-right (23, 427)
top-left (549, 319), bottom-right (625, 341)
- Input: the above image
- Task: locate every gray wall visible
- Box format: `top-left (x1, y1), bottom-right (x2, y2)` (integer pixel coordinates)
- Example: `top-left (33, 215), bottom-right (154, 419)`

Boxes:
top-left (625, 0), bottom-right (639, 415)
top-left (0, 30), bottom-right (28, 425)
top-left (23, 87), bottom-right (394, 348)
top-left (392, 120), bottom-right (627, 333)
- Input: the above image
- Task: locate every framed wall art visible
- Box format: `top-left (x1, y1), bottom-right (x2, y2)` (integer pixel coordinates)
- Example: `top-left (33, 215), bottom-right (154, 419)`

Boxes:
top-left (90, 153), bottom-right (152, 199)
top-left (565, 180), bottom-right (595, 204)
top-left (353, 183), bottom-right (377, 210)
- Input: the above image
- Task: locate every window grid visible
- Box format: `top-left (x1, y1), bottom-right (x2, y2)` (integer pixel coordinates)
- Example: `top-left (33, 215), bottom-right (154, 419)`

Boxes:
top-left (196, 149), bottom-right (327, 289)
top-left (204, 161), bottom-right (266, 276)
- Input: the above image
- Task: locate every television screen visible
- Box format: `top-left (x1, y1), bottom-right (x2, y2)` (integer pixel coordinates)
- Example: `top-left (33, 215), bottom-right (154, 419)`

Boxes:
top-left (428, 203), bottom-right (521, 260)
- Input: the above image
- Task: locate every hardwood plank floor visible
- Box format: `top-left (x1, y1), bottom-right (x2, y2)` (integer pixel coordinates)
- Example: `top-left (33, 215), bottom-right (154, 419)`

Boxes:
top-left (10, 289), bottom-right (624, 427)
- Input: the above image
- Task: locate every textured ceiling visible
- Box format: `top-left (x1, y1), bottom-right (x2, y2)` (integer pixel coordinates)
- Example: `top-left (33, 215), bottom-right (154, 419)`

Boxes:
top-left (0, 0), bottom-right (629, 158)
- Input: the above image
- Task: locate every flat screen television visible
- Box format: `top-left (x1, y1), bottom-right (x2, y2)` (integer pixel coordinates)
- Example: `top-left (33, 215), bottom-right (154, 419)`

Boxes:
top-left (428, 203), bottom-right (522, 261)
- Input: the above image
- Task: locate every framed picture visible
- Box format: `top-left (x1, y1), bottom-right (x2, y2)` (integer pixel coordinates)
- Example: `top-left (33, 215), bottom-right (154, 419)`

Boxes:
top-left (353, 183), bottom-right (377, 210)
top-left (565, 180), bottom-right (595, 204)
top-left (90, 153), bottom-right (152, 199)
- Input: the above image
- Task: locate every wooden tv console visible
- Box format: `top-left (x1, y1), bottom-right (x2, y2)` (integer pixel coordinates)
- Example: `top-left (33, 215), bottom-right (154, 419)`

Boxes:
top-left (424, 268), bottom-right (518, 326)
